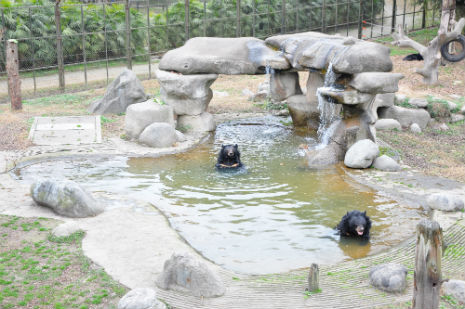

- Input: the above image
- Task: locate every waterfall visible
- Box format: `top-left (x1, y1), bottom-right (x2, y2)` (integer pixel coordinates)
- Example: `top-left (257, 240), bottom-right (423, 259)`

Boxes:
top-left (316, 62), bottom-right (340, 143)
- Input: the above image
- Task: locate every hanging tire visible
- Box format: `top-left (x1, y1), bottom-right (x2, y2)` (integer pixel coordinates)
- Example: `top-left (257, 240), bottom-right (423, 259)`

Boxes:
top-left (440, 35), bottom-right (465, 62)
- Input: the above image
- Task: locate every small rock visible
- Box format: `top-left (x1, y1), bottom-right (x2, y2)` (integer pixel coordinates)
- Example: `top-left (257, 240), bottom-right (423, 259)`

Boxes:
top-left (370, 263), bottom-right (407, 293)
top-left (442, 280), bottom-right (465, 305)
top-left (138, 123), bottom-right (177, 148)
top-left (426, 193), bottom-right (464, 212)
top-left (394, 93), bottom-right (408, 105)
top-left (375, 119), bottom-right (401, 131)
top-left (447, 101), bottom-right (458, 111)
top-left (252, 90), bottom-right (269, 102)
top-left (213, 90), bottom-right (229, 98)
top-left (409, 98), bottom-right (428, 108)
top-left (450, 94), bottom-right (462, 100)
top-left (372, 155), bottom-right (400, 172)
top-left (52, 221), bottom-right (82, 238)
top-left (156, 252), bottom-right (225, 298)
top-left (118, 288), bottom-right (166, 309)
top-left (175, 130), bottom-right (187, 142)
top-left (241, 88), bottom-right (254, 99)
top-left (451, 114), bottom-right (465, 123)
top-left (31, 180), bottom-right (103, 218)
top-left (453, 80), bottom-right (463, 86)
top-left (410, 123), bottom-right (422, 133)
top-left (344, 139), bottom-right (380, 169)
top-left (439, 123), bottom-right (450, 131)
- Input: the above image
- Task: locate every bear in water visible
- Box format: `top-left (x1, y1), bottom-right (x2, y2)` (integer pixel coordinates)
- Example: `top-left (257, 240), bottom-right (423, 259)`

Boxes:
top-left (216, 144), bottom-right (242, 169)
top-left (336, 210), bottom-right (372, 238)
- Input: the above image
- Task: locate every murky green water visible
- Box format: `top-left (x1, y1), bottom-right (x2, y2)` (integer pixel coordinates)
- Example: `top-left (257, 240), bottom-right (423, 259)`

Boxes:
top-left (14, 116), bottom-right (424, 274)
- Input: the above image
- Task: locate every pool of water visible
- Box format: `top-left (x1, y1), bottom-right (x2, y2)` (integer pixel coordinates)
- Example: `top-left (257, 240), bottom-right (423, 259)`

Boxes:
top-left (13, 116), bottom-right (424, 274)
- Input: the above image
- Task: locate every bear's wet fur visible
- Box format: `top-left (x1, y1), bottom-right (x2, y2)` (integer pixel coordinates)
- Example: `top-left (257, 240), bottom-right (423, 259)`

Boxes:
top-left (216, 144), bottom-right (243, 170)
top-left (336, 210), bottom-right (372, 238)
top-left (403, 53), bottom-right (424, 61)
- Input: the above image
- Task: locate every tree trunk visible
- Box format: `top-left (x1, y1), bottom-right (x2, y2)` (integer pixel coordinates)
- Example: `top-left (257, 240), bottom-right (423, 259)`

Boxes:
top-left (6, 39), bottom-right (22, 111)
top-left (55, 0), bottom-right (65, 90)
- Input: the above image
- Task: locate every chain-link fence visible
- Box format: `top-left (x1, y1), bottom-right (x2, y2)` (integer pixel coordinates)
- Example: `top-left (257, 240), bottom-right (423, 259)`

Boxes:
top-left (0, 0), bottom-right (440, 101)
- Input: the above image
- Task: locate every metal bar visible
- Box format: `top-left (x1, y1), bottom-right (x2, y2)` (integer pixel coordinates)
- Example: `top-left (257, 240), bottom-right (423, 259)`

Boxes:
top-left (81, 4), bottom-right (87, 88)
top-left (252, 0), bottom-right (256, 37)
top-left (381, 0), bottom-right (385, 36)
top-left (281, 0), bottom-right (286, 34)
top-left (55, 1), bottom-right (65, 90)
top-left (357, 0), bottom-right (362, 39)
top-left (402, 0), bottom-right (407, 29)
top-left (267, 0), bottom-right (271, 35)
top-left (335, 0), bottom-right (338, 33)
top-left (391, 0), bottom-right (397, 33)
top-left (295, 0), bottom-right (299, 32)
top-left (322, 0), bottom-right (326, 33)
top-left (185, 0), bottom-right (189, 40)
top-left (29, 7), bottom-right (37, 93)
top-left (125, 0), bottom-right (132, 69)
top-left (203, 0), bottom-right (207, 36)
top-left (370, 0), bottom-right (374, 38)
top-left (346, 0), bottom-right (350, 36)
top-left (236, 0), bottom-right (241, 37)
top-left (103, 3), bottom-right (109, 85)
top-left (422, 0), bottom-right (426, 28)
top-left (146, 0), bottom-right (151, 79)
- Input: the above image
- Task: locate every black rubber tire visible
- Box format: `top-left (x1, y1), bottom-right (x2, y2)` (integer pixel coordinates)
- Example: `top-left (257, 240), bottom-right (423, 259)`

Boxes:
top-left (440, 35), bottom-right (465, 62)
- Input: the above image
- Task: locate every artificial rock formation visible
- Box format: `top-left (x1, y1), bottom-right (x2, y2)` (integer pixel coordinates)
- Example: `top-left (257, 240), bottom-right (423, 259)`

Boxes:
top-left (157, 32), bottom-right (403, 163)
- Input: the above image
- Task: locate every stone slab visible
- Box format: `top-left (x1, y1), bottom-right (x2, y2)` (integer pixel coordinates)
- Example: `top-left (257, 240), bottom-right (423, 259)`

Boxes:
top-left (29, 116), bottom-right (102, 146)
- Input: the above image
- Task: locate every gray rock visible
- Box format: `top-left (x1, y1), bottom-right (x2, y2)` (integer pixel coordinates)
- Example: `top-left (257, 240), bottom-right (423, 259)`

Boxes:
top-left (89, 69), bottom-right (147, 115)
top-left (442, 280), bottom-right (465, 305)
top-left (156, 253), bottom-right (225, 298)
top-left (378, 106), bottom-right (431, 129)
top-left (372, 155), bottom-right (401, 172)
top-left (409, 98), bottom-right (428, 108)
top-left (159, 37), bottom-right (289, 74)
top-left (461, 105), bottom-right (465, 115)
top-left (410, 123), bottom-right (422, 133)
top-left (349, 72), bottom-right (404, 94)
top-left (51, 221), bottom-right (82, 238)
top-left (270, 71), bottom-right (302, 102)
top-left (118, 288), bottom-right (166, 309)
top-left (156, 69), bottom-right (217, 116)
top-left (252, 91), bottom-right (269, 102)
top-left (175, 130), bottom-right (187, 142)
top-left (138, 123), bottom-right (177, 148)
top-left (124, 99), bottom-right (175, 140)
top-left (287, 95), bottom-right (319, 129)
top-left (439, 123), bottom-right (450, 131)
top-left (447, 101), bottom-right (458, 111)
top-left (451, 114), bottom-right (465, 123)
top-left (31, 180), bottom-right (103, 218)
top-left (374, 93), bottom-right (395, 108)
top-left (394, 93), bottom-right (408, 105)
top-left (177, 112), bottom-right (216, 132)
top-left (375, 119), bottom-right (401, 131)
top-left (426, 193), bottom-right (464, 212)
top-left (344, 139), bottom-right (380, 169)
top-left (318, 89), bottom-right (374, 105)
top-left (370, 263), bottom-right (407, 293)
top-left (306, 143), bottom-right (344, 168)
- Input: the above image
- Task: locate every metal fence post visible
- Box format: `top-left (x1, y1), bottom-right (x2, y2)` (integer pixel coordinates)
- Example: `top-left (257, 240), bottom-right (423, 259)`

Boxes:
top-left (55, 0), bottom-right (65, 91)
top-left (125, 0), bottom-right (132, 69)
top-left (236, 0), bottom-right (241, 37)
top-left (322, 0), bottom-right (326, 33)
top-left (146, 0), bottom-right (152, 79)
top-left (81, 4), bottom-right (88, 88)
top-left (203, 0), bottom-right (207, 36)
top-left (391, 0), bottom-right (397, 32)
top-left (103, 3), bottom-right (109, 85)
top-left (281, 0), bottom-right (286, 34)
top-left (422, 0), bottom-right (426, 28)
top-left (185, 0), bottom-right (190, 41)
top-left (28, 8), bottom-right (37, 93)
top-left (357, 0), bottom-right (363, 39)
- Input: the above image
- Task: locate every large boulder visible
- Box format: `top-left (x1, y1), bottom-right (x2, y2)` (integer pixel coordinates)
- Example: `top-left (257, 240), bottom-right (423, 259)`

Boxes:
top-left (374, 93), bottom-right (395, 108)
top-left (118, 288), bottom-right (166, 309)
top-left (426, 193), bottom-right (464, 212)
top-left (344, 139), bottom-right (379, 169)
top-left (31, 180), bottom-right (103, 218)
top-left (349, 72), bottom-right (404, 94)
top-left (177, 112), bottom-right (216, 132)
top-left (156, 69), bottom-right (218, 116)
top-left (287, 94), bottom-right (319, 129)
top-left (375, 119), bottom-right (401, 131)
top-left (156, 253), bottom-right (225, 298)
top-left (124, 100), bottom-right (175, 140)
top-left (378, 106), bottom-right (431, 129)
top-left (370, 263), bottom-right (407, 293)
top-left (265, 32), bottom-right (392, 73)
top-left (159, 37), bottom-right (289, 74)
top-left (138, 123), bottom-right (178, 148)
top-left (442, 280), bottom-right (465, 305)
top-left (306, 143), bottom-right (345, 168)
top-left (270, 71), bottom-right (302, 101)
top-left (88, 69), bottom-right (147, 115)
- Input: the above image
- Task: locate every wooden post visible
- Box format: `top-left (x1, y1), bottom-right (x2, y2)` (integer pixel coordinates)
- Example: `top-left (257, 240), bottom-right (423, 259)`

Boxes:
top-left (55, 0), bottom-right (65, 90)
top-left (6, 39), bottom-right (22, 111)
top-left (307, 263), bottom-right (319, 292)
top-left (125, 0), bottom-right (132, 69)
top-left (412, 219), bottom-right (443, 309)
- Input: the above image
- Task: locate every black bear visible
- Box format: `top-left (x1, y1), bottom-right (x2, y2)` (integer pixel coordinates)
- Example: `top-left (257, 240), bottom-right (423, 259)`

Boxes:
top-left (403, 53), bottom-right (424, 61)
top-left (216, 144), bottom-right (242, 169)
top-left (336, 210), bottom-right (372, 238)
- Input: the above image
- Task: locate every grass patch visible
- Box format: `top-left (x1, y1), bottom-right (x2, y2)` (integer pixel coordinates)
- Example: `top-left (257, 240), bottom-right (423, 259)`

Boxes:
top-left (0, 215), bottom-right (127, 309)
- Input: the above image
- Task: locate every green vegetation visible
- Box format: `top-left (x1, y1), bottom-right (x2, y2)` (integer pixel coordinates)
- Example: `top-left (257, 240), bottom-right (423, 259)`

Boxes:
top-left (0, 215), bottom-right (127, 309)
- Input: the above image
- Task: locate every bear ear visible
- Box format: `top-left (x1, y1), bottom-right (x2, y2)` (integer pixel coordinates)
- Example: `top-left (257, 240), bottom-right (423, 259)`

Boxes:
top-left (221, 144), bottom-right (225, 148)
top-left (363, 211), bottom-right (366, 215)
top-left (234, 144), bottom-right (238, 148)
